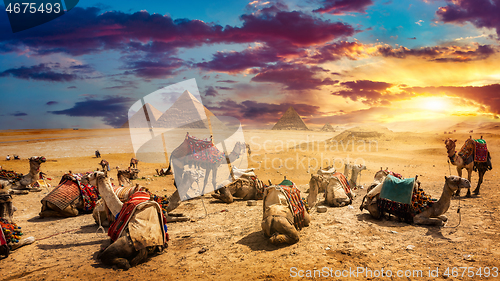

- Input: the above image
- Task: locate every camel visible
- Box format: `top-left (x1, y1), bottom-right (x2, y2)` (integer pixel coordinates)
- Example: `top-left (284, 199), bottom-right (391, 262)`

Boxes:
top-left (444, 137), bottom-right (492, 197)
top-left (99, 160), bottom-right (110, 172)
top-left (0, 156), bottom-right (46, 194)
top-left (307, 171), bottom-right (354, 208)
top-left (245, 143), bottom-right (251, 157)
top-left (169, 133), bottom-right (246, 194)
top-left (349, 164), bottom-right (366, 189)
top-left (359, 168), bottom-right (402, 216)
top-left (117, 168), bottom-right (140, 187)
top-left (155, 168), bottom-right (172, 176)
top-left (361, 175), bottom-right (470, 226)
top-left (39, 173), bottom-right (99, 218)
top-left (86, 171), bottom-right (167, 270)
top-left (1, 194), bottom-right (36, 256)
top-left (130, 158), bottom-right (139, 169)
top-left (211, 167), bottom-right (266, 203)
top-left (261, 180), bottom-right (310, 244)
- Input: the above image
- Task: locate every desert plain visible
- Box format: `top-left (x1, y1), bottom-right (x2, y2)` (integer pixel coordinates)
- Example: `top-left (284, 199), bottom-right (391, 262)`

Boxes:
top-left (0, 125), bottom-right (499, 280)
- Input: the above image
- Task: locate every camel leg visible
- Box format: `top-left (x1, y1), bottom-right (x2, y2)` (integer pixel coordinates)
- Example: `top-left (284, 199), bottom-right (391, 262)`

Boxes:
top-left (166, 190), bottom-right (181, 213)
top-left (473, 167), bottom-right (486, 195)
top-left (436, 215), bottom-right (448, 222)
top-left (212, 186), bottom-right (234, 203)
top-left (98, 236), bottom-right (135, 270)
top-left (465, 167), bottom-right (473, 197)
top-left (129, 248), bottom-right (148, 267)
top-left (455, 167), bottom-right (462, 196)
top-left (262, 216), bottom-right (299, 245)
top-left (413, 214), bottom-right (445, 226)
top-left (202, 167), bottom-right (211, 192)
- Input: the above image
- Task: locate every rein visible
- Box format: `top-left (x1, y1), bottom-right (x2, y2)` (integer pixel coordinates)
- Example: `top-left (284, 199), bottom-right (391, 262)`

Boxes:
top-left (94, 174), bottom-right (106, 234)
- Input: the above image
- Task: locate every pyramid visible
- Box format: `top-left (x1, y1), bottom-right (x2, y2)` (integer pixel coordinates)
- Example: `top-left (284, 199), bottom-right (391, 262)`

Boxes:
top-left (321, 123), bottom-right (335, 132)
top-left (155, 90), bottom-right (227, 130)
top-left (272, 106), bottom-right (310, 130)
top-left (122, 103), bottom-right (163, 128)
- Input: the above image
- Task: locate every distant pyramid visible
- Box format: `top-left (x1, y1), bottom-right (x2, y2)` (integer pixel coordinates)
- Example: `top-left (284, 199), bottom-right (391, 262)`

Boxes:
top-left (122, 103), bottom-right (163, 128)
top-left (155, 90), bottom-right (226, 130)
top-left (321, 123), bottom-right (335, 132)
top-left (272, 106), bottom-right (310, 130)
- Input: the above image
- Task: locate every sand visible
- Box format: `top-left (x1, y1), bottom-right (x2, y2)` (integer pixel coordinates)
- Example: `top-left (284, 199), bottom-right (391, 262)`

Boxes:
top-left (0, 128), bottom-right (499, 280)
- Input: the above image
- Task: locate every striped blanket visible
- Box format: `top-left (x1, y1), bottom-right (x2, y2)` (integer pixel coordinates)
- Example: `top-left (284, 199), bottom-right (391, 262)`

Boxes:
top-left (474, 139), bottom-right (488, 162)
top-left (276, 181), bottom-right (307, 230)
top-left (0, 169), bottom-right (23, 181)
top-left (108, 192), bottom-right (168, 245)
top-left (41, 178), bottom-right (81, 211)
top-left (332, 172), bottom-right (351, 194)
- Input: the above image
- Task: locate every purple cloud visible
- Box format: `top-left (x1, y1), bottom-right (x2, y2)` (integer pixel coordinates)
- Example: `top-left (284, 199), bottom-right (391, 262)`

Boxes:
top-left (251, 64), bottom-right (336, 90)
top-left (0, 63), bottom-right (80, 82)
top-left (314, 0), bottom-right (374, 15)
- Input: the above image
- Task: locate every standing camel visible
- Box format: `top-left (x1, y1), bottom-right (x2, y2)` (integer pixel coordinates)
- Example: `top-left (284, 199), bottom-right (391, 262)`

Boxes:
top-left (444, 137), bottom-right (492, 196)
top-left (169, 133), bottom-right (246, 195)
top-left (99, 159), bottom-right (110, 172)
top-left (130, 158), bottom-right (139, 169)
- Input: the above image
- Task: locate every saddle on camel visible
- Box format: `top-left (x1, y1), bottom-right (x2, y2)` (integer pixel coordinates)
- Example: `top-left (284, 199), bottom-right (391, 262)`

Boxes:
top-left (1, 194), bottom-right (35, 257)
top-left (39, 173), bottom-right (100, 217)
top-left (169, 133), bottom-right (246, 200)
top-left (262, 178), bottom-right (310, 245)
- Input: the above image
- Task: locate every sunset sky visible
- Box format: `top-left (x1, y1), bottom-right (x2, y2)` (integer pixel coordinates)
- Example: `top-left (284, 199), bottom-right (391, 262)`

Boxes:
top-left (1, 0), bottom-right (500, 130)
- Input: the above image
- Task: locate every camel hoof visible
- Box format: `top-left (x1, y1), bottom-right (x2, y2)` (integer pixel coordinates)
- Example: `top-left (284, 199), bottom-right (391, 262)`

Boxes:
top-left (466, 192), bottom-right (472, 198)
top-left (473, 189), bottom-right (480, 195)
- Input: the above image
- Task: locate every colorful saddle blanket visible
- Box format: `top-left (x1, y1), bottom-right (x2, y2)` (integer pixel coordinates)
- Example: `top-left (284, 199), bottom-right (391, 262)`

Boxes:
top-left (0, 169), bottom-right (23, 181)
top-left (459, 138), bottom-right (488, 164)
top-left (108, 191), bottom-right (168, 244)
top-left (276, 180), bottom-right (307, 230)
top-left (384, 170), bottom-right (403, 179)
top-left (0, 218), bottom-right (23, 246)
top-left (332, 172), bottom-right (351, 194)
top-left (186, 135), bottom-right (224, 164)
top-left (41, 175), bottom-right (99, 212)
top-left (41, 177), bottom-right (81, 211)
top-left (378, 175), bottom-right (416, 222)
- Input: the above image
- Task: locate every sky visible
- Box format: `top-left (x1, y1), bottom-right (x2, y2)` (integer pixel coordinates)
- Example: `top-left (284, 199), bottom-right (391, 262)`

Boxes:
top-left (1, 0), bottom-right (500, 131)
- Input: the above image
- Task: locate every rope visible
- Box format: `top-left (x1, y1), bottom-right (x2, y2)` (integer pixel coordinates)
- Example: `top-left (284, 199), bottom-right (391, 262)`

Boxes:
top-left (443, 164), bottom-right (462, 228)
top-left (37, 225), bottom-right (95, 241)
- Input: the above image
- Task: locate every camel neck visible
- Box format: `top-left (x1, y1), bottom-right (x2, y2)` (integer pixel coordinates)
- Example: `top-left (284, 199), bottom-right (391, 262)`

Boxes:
top-left (435, 182), bottom-right (454, 216)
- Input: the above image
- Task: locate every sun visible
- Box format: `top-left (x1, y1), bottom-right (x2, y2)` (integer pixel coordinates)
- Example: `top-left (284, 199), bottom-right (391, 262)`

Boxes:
top-left (423, 97), bottom-right (447, 111)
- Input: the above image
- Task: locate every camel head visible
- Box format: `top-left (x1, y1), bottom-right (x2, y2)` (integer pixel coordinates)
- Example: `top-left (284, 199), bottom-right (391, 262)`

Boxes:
top-left (87, 171), bottom-right (107, 186)
top-left (444, 138), bottom-right (457, 153)
top-left (353, 164), bottom-right (366, 172)
top-left (444, 175), bottom-right (471, 193)
top-left (29, 156), bottom-right (46, 172)
top-left (233, 142), bottom-right (246, 155)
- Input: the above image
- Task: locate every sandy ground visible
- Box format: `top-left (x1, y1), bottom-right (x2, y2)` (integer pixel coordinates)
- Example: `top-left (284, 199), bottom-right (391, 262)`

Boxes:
top-left (0, 128), bottom-right (499, 280)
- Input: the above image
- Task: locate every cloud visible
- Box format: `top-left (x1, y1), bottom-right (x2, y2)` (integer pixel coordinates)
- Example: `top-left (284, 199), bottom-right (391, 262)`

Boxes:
top-left (251, 64), bottom-right (336, 90)
top-left (0, 63), bottom-right (81, 82)
top-left (436, 0), bottom-right (500, 37)
top-left (205, 86), bottom-right (219, 97)
top-left (415, 20), bottom-right (424, 26)
top-left (377, 44), bottom-right (496, 62)
top-left (306, 41), bottom-right (365, 64)
top-left (207, 99), bottom-right (321, 127)
top-left (216, 86), bottom-right (233, 90)
top-left (46, 101), bottom-right (58, 105)
top-left (49, 96), bottom-right (134, 127)
top-left (67, 86), bottom-right (77, 89)
top-left (11, 112), bottom-right (27, 116)
top-left (314, 0), bottom-right (374, 15)
top-left (333, 80), bottom-right (398, 105)
top-left (216, 80), bottom-right (238, 83)
top-left (196, 48), bottom-right (278, 73)
top-left (123, 58), bottom-right (184, 79)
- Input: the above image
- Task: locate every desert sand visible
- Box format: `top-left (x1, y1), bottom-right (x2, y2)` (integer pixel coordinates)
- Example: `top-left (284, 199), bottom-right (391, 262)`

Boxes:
top-left (0, 127), bottom-right (499, 280)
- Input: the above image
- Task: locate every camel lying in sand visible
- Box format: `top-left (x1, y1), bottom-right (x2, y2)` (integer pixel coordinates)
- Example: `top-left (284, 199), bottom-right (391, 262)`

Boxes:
top-left (39, 173), bottom-right (99, 218)
top-left (211, 167), bottom-right (266, 203)
top-left (360, 175), bottom-right (470, 226)
top-left (116, 168), bottom-right (140, 186)
top-left (261, 180), bottom-right (310, 244)
top-left (307, 166), bottom-right (355, 208)
top-left (0, 156), bottom-right (46, 195)
top-left (87, 171), bottom-right (167, 269)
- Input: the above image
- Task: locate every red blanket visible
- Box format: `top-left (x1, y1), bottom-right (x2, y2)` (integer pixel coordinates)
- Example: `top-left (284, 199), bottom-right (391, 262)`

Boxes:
top-left (474, 140), bottom-right (488, 162)
top-left (186, 135), bottom-right (224, 164)
top-left (278, 184), bottom-right (307, 230)
top-left (108, 192), bottom-right (168, 244)
top-left (333, 172), bottom-right (351, 194)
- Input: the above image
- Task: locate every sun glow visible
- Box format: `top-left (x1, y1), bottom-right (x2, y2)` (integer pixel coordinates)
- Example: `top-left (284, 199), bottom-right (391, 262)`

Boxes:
top-left (424, 97), bottom-right (447, 111)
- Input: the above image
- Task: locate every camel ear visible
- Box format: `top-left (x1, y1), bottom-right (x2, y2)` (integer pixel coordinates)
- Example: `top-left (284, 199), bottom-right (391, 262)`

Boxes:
top-left (453, 139), bottom-right (457, 143)
top-left (444, 176), bottom-right (448, 180)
